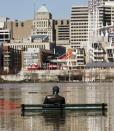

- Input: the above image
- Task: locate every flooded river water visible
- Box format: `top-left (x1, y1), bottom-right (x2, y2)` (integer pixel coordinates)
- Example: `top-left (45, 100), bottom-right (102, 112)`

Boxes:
top-left (0, 82), bottom-right (113, 131)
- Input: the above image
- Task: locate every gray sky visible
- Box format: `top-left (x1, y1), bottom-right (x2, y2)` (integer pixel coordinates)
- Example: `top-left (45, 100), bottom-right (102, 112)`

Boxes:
top-left (0, 0), bottom-right (88, 20)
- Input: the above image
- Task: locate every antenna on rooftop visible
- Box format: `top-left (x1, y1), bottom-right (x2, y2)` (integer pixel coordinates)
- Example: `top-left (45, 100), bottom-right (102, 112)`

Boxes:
top-left (42, 4), bottom-right (46, 6)
top-left (33, 0), bottom-right (36, 19)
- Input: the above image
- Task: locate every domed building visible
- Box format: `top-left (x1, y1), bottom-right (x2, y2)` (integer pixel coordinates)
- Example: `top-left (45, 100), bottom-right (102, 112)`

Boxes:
top-left (32, 4), bottom-right (54, 43)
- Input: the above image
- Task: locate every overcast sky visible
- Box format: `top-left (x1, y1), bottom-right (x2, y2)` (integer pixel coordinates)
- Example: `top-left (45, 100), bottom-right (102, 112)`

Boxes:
top-left (0, 0), bottom-right (88, 20)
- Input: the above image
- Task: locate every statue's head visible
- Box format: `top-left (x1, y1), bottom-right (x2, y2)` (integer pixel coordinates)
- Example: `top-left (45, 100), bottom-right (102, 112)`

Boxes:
top-left (53, 86), bottom-right (59, 95)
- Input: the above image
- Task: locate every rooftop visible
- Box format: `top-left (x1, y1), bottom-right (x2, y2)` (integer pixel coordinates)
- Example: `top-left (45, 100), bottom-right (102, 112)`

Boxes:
top-left (37, 5), bottom-right (49, 13)
top-left (86, 62), bottom-right (114, 68)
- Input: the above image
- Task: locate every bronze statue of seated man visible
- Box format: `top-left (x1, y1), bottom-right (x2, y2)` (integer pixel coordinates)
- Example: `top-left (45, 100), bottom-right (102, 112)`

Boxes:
top-left (43, 86), bottom-right (65, 106)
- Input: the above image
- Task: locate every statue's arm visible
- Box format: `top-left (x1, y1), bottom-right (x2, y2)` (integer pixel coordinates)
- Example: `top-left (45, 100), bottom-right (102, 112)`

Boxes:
top-left (62, 97), bottom-right (65, 104)
top-left (43, 96), bottom-right (48, 104)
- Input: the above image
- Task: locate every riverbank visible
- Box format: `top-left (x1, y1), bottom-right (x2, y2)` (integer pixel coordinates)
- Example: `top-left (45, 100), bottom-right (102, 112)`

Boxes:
top-left (1, 67), bottom-right (114, 83)
top-left (0, 77), bottom-right (113, 83)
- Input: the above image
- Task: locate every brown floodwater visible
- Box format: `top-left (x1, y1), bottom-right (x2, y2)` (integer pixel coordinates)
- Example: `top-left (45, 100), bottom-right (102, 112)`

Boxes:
top-left (0, 82), bottom-right (113, 131)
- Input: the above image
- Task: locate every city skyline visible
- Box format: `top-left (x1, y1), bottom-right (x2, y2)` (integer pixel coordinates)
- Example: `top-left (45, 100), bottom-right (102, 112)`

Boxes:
top-left (0, 0), bottom-right (88, 20)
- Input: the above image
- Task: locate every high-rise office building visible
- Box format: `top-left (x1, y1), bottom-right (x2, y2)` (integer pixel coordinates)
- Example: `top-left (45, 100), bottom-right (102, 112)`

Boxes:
top-left (88, 0), bottom-right (114, 62)
top-left (70, 6), bottom-right (88, 48)
top-left (55, 20), bottom-right (69, 41)
top-left (53, 19), bottom-right (70, 56)
top-left (104, 1), bottom-right (114, 25)
top-left (54, 19), bottom-right (70, 47)
top-left (88, 0), bottom-right (114, 42)
top-left (70, 6), bottom-right (87, 66)
top-left (32, 5), bottom-right (54, 42)
top-left (7, 20), bottom-right (32, 40)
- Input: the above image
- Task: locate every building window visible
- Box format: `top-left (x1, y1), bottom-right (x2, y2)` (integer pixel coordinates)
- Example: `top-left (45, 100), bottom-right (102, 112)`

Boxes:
top-left (49, 21), bottom-right (50, 26)
top-left (55, 21), bottom-right (58, 25)
top-left (61, 20), bottom-right (63, 25)
top-left (21, 22), bottom-right (24, 27)
top-left (16, 23), bottom-right (18, 27)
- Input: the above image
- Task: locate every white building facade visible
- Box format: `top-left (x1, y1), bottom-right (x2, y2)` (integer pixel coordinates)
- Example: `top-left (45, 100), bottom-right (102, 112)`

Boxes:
top-left (23, 48), bottom-right (40, 69)
top-left (88, 0), bottom-right (114, 62)
top-left (0, 17), bottom-right (10, 43)
top-left (5, 40), bottom-right (52, 51)
top-left (32, 5), bottom-right (54, 42)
